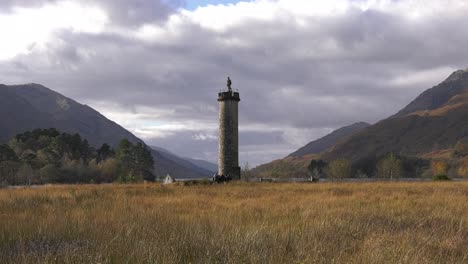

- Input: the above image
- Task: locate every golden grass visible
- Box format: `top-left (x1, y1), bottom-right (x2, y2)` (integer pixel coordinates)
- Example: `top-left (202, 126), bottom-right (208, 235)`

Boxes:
top-left (1, 182), bottom-right (467, 263)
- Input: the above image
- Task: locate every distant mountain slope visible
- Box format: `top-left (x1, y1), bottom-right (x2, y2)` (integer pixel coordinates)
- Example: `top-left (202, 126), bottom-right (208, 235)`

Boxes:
top-left (251, 122), bottom-right (368, 178)
top-left (186, 158), bottom-right (218, 173)
top-left (151, 146), bottom-right (215, 176)
top-left (324, 69), bottom-right (468, 162)
top-left (150, 149), bottom-right (213, 179)
top-left (250, 154), bottom-right (318, 178)
top-left (0, 83), bottom-right (210, 179)
top-left (288, 122), bottom-right (370, 157)
top-left (0, 83), bottom-right (139, 146)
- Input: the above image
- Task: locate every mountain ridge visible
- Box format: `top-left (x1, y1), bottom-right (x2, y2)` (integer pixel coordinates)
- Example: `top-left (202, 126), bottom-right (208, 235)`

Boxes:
top-left (250, 122), bottom-right (369, 178)
top-left (288, 122), bottom-right (370, 157)
top-left (323, 69), bottom-right (468, 162)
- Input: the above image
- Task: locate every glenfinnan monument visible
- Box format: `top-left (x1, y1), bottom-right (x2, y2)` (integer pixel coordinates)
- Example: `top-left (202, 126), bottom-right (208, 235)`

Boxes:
top-left (217, 77), bottom-right (241, 180)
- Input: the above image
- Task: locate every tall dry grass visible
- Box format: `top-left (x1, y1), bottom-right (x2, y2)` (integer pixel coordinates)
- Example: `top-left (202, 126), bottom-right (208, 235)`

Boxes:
top-left (0, 182), bottom-right (467, 263)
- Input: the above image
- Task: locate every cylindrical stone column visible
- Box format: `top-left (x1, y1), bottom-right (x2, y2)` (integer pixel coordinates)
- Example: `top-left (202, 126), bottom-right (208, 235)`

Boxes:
top-left (218, 89), bottom-right (241, 180)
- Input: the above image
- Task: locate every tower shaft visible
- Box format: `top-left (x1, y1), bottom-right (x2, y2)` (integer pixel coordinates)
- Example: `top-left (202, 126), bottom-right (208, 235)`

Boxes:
top-left (218, 90), bottom-right (240, 180)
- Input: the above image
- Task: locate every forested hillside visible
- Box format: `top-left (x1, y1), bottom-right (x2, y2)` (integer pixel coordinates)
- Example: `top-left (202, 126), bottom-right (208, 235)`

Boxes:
top-left (0, 128), bottom-right (154, 185)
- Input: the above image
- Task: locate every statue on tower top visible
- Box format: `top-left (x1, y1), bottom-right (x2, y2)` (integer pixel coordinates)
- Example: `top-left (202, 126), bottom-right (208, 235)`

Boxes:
top-left (227, 77), bottom-right (232, 91)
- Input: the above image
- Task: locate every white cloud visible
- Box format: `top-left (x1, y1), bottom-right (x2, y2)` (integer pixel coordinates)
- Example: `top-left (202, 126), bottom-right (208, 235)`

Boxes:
top-left (389, 66), bottom-right (456, 88)
top-left (193, 133), bottom-right (217, 141)
top-left (0, 1), bottom-right (108, 60)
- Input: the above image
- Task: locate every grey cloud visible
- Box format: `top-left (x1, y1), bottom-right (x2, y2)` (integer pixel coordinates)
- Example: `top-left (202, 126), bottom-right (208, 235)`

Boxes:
top-left (0, 0), bottom-right (59, 10)
top-left (0, 0), bottom-right (182, 25)
top-left (89, 0), bottom-right (183, 26)
top-left (2, 3), bottom-right (468, 165)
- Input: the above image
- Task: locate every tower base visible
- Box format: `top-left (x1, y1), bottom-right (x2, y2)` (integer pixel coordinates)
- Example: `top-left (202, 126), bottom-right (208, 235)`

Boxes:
top-left (216, 166), bottom-right (241, 181)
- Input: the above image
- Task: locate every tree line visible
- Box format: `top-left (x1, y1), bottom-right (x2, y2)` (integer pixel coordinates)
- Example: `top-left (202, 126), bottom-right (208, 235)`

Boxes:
top-left (307, 153), bottom-right (456, 181)
top-left (0, 128), bottom-right (154, 186)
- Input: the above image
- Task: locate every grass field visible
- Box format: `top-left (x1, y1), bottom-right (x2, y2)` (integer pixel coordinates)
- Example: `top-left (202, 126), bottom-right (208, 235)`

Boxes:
top-left (1, 182), bottom-right (467, 263)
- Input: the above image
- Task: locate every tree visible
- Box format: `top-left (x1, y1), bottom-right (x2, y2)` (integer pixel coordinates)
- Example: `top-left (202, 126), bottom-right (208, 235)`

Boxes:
top-left (308, 159), bottom-right (327, 181)
top-left (97, 143), bottom-right (115, 162)
top-left (16, 164), bottom-right (35, 185)
top-left (39, 165), bottom-right (61, 183)
top-left (0, 144), bottom-right (18, 162)
top-left (98, 158), bottom-right (120, 182)
top-left (376, 153), bottom-right (403, 180)
top-left (115, 140), bottom-right (154, 182)
top-left (327, 159), bottom-right (351, 180)
top-left (431, 160), bottom-right (448, 176)
top-left (0, 161), bottom-right (21, 185)
top-left (116, 139), bottom-right (134, 181)
top-left (36, 149), bottom-right (60, 167)
top-left (454, 139), bottom-right (468, 157)
top-left (3, 129), bottom-right (156, 185)
top-left (131, 143), bottom-right (154, 181)
top-left (241, 162), bottom-right (252, 181)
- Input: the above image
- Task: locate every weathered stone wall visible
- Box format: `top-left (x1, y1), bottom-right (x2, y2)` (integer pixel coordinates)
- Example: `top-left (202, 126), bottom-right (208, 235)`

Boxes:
top-left (218, 91), bottom-right (240, 179)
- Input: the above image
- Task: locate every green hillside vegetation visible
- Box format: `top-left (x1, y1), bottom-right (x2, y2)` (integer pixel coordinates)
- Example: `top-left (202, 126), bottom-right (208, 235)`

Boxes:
top-left (0, 128), bottom-right (154, 186)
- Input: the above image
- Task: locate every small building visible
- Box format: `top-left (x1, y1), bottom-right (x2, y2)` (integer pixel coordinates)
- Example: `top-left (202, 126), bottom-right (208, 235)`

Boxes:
top-left (163, 174), bottom-right (175, 184)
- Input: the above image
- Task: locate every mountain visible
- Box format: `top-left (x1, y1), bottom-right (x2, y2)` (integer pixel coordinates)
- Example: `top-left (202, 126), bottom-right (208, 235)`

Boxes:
top-left (250, 154), bottom-right (318, 179)
top-left (288, 122), bottom-right (370, 157)
top-left (323, 69), bottom-right (468, 162)
top-left (150, 149), bottom-right (213, 179)
top-left (185, 158), bottom-right (218, 173)
top-left (0, 83), bottom-right (140, 146)
top-left (151, 146), bottom-right (216, 176)
top-left (0, 83), bottom-right (211, 179)
top-left (250, 122), bottom-right (368, 178)
top-left (393, 70), bottom-right (468, 117)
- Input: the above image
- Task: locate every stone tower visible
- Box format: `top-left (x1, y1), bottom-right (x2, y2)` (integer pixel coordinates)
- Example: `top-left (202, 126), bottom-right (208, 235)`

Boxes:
top-left (218, 77), bottom-right (241, 180)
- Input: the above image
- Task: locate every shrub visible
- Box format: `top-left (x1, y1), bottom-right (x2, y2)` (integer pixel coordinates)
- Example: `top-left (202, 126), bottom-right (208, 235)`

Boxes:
top-left (376, 153), bottom-right (403, 179)
top-left (431, 160), bottom-right (448, 176)
top-left (327, 159), bottom-right (351, 180)
top-left (432, 174), bottom-right (451, 181)
top-left (39, 164), bottom-right (61, 183)
top-left (308, 159), bottom-right (327, 181)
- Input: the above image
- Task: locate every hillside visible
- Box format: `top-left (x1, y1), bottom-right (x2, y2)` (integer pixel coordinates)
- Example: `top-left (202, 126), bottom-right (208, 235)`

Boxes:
top-left (324, 69), bottom-right (468, 162)
top-left (393, 69), bottom-right (468, 117)
top-left (185, 158), bottom-right (218, 173)
top-left (250, 154), bottom-right (318, 178)
top-left (288, 122), bottom-right (370, 157)
top-left (0, 83), bottom-right (211, 179)
top-left (0, 83), bottom-right (139, 146)
top-left (251, 122), bottom-right (369, 178)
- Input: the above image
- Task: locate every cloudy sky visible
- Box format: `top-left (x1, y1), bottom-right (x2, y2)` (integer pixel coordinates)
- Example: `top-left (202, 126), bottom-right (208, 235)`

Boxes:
top-left (1, 0), bottom-right (468, 166)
